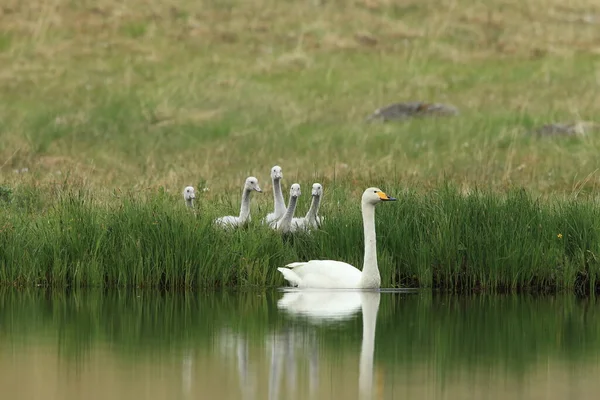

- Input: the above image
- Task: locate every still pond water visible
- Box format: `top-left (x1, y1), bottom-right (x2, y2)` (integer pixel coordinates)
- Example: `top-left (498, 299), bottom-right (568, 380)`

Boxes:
top-left (1, 289), bottom-right (599, 400)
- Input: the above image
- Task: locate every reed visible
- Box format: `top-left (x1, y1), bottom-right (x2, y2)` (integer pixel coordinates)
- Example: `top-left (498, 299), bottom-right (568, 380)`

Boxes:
top-left (1, 184), bottom-right (599, 293)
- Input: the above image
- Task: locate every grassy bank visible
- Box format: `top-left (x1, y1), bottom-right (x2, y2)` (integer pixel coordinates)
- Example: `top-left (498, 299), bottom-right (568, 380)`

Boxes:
top-left (1, 184), bottom-right (599, 292)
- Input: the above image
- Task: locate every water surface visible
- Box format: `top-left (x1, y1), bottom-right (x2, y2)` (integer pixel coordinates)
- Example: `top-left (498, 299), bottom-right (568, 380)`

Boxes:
top-left (1, 289), bottom-right (599, 400)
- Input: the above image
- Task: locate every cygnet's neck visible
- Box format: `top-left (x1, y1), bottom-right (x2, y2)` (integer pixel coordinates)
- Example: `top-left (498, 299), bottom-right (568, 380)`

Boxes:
top-left (305, 194), bottom-right (321, 222)
top-left (239, 188), bottom-right (253, 222)
top-left (273, 178), bottom-right (286, 218)
top-left (359, 201), bottom-right (380, 288)
top-left (278, 195), bottom-right (298, 232)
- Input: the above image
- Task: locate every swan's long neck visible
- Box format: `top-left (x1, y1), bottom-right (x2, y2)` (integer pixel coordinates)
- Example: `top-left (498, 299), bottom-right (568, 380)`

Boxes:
top-left (305, 194), bottom-right (321, 222)
top-left (278, 195), bottom-right (298, 231)
top-left (239, 189), bottom-right (252, 222)
top-left (359, 293), bottom-right (381, 400)
top-left (359, 202), bottom-right (380, 288)
top-left (185, 198), bottom-right (194, 208)
top-left (273, 178), bottom-right (286, 218)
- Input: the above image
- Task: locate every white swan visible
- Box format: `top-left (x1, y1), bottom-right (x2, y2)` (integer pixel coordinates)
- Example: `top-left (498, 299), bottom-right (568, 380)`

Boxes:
top-left (214, 177), bottom-right (262, 228)
top-left (292, 183), bottom-right (323, 231)
top-left (277, 187), bottom-right (396, 288)
top-left (274, 183), bottom-right (301, 233)
top-left (182, 186), bottom-right (196, 209)
top-left (264, 165), bottom-right (286, 225)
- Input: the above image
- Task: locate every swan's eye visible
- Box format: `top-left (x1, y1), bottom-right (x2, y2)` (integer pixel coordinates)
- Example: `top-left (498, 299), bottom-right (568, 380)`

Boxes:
top-left (373, 190), bottom-right (377, 193)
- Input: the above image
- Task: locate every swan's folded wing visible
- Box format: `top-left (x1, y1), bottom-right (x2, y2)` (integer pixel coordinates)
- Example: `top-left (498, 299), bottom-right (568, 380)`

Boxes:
top-left (285, 262), bottom-right (307, 269)
top-left (264, 212), bottom-right (279, 225)
top-left (292, 217), bottom-right (306, 227)
top-left (284, 260), bottom-right (362, 288)
top-left (291, 217), bottom-right (316, 233)
top-left (277, 267), bottom-right (302, 286)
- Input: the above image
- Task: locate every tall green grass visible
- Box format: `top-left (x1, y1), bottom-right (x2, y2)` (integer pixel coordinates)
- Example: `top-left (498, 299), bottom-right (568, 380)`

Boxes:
top-left (1, 183), bottom-right (599, 293)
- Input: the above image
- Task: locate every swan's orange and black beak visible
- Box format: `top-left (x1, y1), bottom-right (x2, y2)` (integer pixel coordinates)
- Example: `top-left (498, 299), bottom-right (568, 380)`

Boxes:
top-left (377, 191), bottom-right (397, 201)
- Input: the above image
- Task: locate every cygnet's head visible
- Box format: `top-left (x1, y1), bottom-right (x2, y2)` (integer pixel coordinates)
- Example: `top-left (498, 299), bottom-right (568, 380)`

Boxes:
top-left (311, 183), bottom-right (323, 197)
top-left (289, 183), bottom-right (301, 198)
top-left (362, 187), bottom-right (396, 205)
top-left (244, 177), bottom-right (262, 193)
top-left (271, 165), bottom-right (283, 180)
top-left (183, 186), bottom-right (196, 201)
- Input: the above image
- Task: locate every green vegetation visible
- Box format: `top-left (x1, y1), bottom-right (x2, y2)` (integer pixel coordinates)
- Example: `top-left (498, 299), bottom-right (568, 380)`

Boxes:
top-left (1, 184), bottom-right (599, 292)
top-left (1, 1), bottom-right (600, 292)
top-left (1, 0), bottom-right (599, 193)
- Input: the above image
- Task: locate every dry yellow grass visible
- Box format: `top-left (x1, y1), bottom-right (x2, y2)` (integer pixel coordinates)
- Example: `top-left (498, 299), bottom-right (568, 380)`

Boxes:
top-left (1, 0), bottom-right (600, 199)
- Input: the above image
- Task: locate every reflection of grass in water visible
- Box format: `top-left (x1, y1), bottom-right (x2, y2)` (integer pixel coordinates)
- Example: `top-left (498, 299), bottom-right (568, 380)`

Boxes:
top-left (1, 184), bottom-right (600, 292)
top-left (1, 289), bottom-right (599, 376)
top-left (376, 293), bottom-right (600, 376)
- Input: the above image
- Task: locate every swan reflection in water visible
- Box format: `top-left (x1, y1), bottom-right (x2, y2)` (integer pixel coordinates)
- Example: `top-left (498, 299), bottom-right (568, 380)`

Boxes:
top-left (277, 289), bottom-right (381, 400)
top-left (211, 290), bottom-right (381, 400)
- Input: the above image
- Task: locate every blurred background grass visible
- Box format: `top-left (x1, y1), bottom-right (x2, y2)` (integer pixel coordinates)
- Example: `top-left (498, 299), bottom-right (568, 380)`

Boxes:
top-left (0, 0), bottom-right (599, 200)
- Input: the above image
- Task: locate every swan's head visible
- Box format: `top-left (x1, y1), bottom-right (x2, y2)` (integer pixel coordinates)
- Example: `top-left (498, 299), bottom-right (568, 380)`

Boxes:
top-left (362, 187), bottom-right (396, 205)
top-left (271, 165), bottom-right (283, 180)
top-left (183, 186), bottom-right (196, 201)
top-left (289, 183), bottom-right (301, 198)
top-left (244, 177), bottom-right (262, 193)
top-left (311, 183), bottom-right (323, 197)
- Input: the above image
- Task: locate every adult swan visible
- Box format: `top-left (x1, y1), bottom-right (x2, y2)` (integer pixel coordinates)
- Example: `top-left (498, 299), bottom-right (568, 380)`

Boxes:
top-left (277, 187), bottom-right (396, 289)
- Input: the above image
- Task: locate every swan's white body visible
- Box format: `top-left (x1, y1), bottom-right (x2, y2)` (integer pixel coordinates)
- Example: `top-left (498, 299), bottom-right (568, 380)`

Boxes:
top-left (277, 187), bottom-right (396, 289)
top-left (183, 186), bottom-right (196, 209)
top-left (274, 184), bottom-right (301, 233)
top-left (215, 177), bottom-right (262, 228)
top-left (292, 183), bottom-right (323, 231)
top-left (265, 166), bottom-right (286, 226)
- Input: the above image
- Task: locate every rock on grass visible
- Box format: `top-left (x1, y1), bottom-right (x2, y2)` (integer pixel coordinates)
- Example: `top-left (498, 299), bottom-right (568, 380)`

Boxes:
top-left (366, 102), bottom-right (459, 122)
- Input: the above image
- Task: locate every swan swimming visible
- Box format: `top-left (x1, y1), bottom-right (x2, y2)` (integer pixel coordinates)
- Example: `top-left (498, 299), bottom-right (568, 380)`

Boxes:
top-left (292, 183), bottom-right (323, 231)
top-left (274, 183), bottom-right (301, 233)
top-left (264, 165), bottom-right (286, 226)
top-left (277, 187), bottom-right (396, 288)
top-left (214, 177), bottom-right (262, 228)
top-left (182, 186), bottom-right (196, 209)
